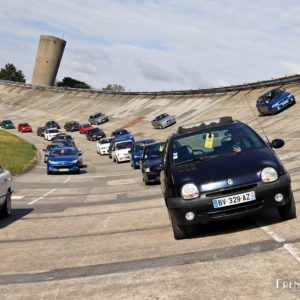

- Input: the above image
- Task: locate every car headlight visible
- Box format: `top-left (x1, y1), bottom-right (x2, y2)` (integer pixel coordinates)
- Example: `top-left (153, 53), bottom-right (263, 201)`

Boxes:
top-left (48, 160), bottom-right (56, 164)
top-left (145, 167), bottom-right (150, 172)
top-left (181, 183), bottom-right (199, 200)
top-left (261, 167), bottom-right (278, 183)
top-left (272, 103), bottom-right (279, 108)
top-left (71, 159), bottom-right (78, 163)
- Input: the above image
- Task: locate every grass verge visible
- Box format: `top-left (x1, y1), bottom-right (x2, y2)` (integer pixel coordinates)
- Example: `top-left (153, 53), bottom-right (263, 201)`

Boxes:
top-left (0, 129), bottom-right (37, 175)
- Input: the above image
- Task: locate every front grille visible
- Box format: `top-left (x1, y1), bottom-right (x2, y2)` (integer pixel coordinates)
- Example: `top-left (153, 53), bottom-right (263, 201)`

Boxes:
top-left (205, 183), bottom-right (258, 198)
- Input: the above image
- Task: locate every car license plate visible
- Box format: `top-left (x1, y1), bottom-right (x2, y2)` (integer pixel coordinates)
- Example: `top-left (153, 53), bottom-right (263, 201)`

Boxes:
top-left (213, 191), bottom-right (256, 208)
top-left (281, 100), bottom-right (289, 106)
top-left (59, 168), bottom-right (69, 172)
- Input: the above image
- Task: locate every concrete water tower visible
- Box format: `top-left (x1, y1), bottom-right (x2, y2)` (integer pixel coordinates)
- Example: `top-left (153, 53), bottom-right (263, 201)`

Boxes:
top-left (32, 35), bottom-right (66, 86)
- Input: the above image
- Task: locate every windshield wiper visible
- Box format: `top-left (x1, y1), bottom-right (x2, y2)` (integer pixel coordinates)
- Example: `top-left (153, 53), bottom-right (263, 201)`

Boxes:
top-left (175, 152), bottom-right (239, 166)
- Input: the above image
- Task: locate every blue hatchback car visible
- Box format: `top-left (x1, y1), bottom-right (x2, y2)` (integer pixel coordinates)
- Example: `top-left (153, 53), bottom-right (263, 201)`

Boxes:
top-left (157, 116), bottom-right (296, 239)
top-left (256, 88), bottom-right (296, 115)
top-left (130, 139), bottom-right (155, 169)
top-left (47, 147), bottom-right (80, 174)
top-left (111, 129), bottom-right (134, 141)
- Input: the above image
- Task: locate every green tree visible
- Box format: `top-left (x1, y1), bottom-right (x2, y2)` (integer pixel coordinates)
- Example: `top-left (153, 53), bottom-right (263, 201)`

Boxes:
top-left (0, 63), bottom-right (26, 82)
top-left (102, 84), bottom-right (125, 92)
top-left (56, 77), bottom-right (91, 89)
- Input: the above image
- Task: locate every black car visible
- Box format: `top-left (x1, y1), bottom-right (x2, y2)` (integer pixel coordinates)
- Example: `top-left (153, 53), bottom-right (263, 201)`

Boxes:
top-left (65, 121), bottom-right (80, 132)
top-left (54, 139), bottom-right (75, 147)
top-left (86, 128), bottom-right (106, 141)
top-left (45, 120), bottom-right (60, 129)
top-left (140, 141), bottom-right (165, 184)
top-left (157, 116), bottom-right (296, 240)
top-left (37, 126), bottom-right (47, 137)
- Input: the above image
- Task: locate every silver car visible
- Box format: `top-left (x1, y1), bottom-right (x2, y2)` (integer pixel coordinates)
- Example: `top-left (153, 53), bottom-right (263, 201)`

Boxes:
top-left (88, 112), bottom-right (109, 125)
top-left (151, 113), bottom-right (176, 129)
top-left (0, 163), bottom-right (12, 217)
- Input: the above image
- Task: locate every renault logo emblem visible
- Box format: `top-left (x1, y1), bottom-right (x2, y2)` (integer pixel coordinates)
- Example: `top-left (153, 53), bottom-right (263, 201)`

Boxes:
top-left (227, 179), bottom-right (233, 185)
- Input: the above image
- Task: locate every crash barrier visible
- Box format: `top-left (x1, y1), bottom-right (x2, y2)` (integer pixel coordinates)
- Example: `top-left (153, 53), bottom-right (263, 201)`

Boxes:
top-left (1, 74), bottom-right (300, 96)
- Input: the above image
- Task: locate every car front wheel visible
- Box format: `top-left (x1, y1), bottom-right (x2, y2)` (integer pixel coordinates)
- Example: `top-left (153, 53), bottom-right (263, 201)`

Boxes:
top-left (170, 213), bottom-right (188, 240)
top-left (0, 191), bottom-right (11, 217)
top-left (278, 194), bottom-right (296, 220)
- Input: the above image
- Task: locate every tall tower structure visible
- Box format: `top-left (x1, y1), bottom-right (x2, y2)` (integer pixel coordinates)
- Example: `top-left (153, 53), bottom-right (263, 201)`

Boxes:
top-left (32, 35), bottom-right (66, 86)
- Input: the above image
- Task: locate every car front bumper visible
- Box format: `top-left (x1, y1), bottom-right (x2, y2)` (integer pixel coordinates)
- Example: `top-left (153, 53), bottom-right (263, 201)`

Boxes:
top-left (48, 163), bottom-right (79, 173)
top-left (166, 173), bottom-right (292, 225)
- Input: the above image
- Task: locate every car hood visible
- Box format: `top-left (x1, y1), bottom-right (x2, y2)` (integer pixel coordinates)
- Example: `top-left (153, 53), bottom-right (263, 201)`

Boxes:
top-left (114, 134), bottom-right (132, 140)
top-left (171, 147), bottom-right (283, 192)
top-left (48, 155), bottom-right (78, 162)
top-left (269, 92), bottom-right (291, 104)
top-left (143, 157), bottom-right (162, 168)
top-left (160, 116), bottom-right (173, 122)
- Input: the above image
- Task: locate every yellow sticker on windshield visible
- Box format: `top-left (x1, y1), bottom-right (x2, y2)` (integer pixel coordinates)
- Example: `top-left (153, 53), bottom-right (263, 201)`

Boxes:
top-left (159, 145), bottom-right (164, 152)
top-left (61, 149), bottom-right (65, 154)
top-left (205, 133), bottom-right (214, 148)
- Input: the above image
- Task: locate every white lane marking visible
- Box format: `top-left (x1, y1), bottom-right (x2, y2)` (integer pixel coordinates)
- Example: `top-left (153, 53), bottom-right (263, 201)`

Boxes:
top-left (39, 93), bottom-right (65, 108)
top-left (12, 196), bottom-right (24, 200)
top-left (260, 225), bottom-right (300, 262)
top-left (260, 226), bottom-right (285, 243)
top-left (27, 189), bottom-right (56, 205)
top-left (0, 270), bottom-right (50, 276)
top-left (107, 178), bottom-right (141, 186)
top-left (63, 176), bottom-right (71, 183)
top-left (283, 244), bottom-right (300, 262)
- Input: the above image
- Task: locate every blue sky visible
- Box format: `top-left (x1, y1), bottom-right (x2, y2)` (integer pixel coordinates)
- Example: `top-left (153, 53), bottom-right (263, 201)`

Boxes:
top-left (1, 0), bottom-right (300, 91)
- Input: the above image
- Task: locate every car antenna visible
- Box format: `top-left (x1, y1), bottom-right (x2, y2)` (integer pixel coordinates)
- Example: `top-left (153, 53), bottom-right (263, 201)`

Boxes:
top-left (243, 91), bottom-right (271, 144)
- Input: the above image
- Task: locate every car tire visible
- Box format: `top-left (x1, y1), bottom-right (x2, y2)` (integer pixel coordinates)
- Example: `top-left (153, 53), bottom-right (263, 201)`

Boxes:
top-left (0, 191), bottom-right (11, 218)
top-left (278, 194), bottom-right (296, 220)
top-left (47, 170), bottom-right (51, 175)
top-left (170, 214), bottom-right (188, 240)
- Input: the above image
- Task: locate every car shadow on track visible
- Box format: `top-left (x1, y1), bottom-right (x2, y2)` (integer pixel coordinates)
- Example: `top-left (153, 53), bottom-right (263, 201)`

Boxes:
top-left (185, 208), bottom-right (289, 239)
top-left (0, 208), bottom-right (33, 229)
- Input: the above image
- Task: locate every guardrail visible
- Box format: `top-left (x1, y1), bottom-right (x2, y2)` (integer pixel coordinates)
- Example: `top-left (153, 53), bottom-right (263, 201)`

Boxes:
top-left (1, 74), bottom-right (300, 96)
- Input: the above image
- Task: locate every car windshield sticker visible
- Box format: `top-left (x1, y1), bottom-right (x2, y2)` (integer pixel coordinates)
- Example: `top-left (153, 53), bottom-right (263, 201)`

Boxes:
top-left (159, 145), bottom-right (164, 152)
top-left (233, 146), bottom-right (242, 153)
top-left (205, 133), bottom-right (214, 148)
top-left (173, 152), bottom-right (178, 160)
top-left (61, 149), bottom-right (65, 154)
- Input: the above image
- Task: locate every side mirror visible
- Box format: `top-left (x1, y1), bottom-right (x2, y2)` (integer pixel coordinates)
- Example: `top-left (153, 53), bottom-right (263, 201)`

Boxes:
top-left (43, 149), bottom-right (45, 151)
top-left (282, 88), bottom-right (286, 92)
top-left (150, 164), bottom-right (163, 173)
top-left (128, 150), bottom-right (132, 153)
top-left (270, 139), bottom-right (284, 149)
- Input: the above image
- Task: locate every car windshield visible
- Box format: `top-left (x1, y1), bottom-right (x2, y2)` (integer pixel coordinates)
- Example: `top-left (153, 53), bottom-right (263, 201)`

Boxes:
top-left (4, 120), bottom-right (12, 124)
top-left (257, 89), bottom-right (283, 104)
top-left (157, 113), bottom-right (168, 120)
top-left (172, 123), bottom-right (265, 165)
top-left (49, 129), bottom-right (59, 133)
top-left (46, 144), bottom-right (62, 151)
top-left (51, 148), bottom-right (76, 156)
top-left (144, 142), bottom-right (165, 159)
top-left (134, 140), bottom-right (154, 152)
top-left (82, 124), bottom-right (90, 128)
top-left (113, 130), bottom-right (128, 136)
top-left (94, 113), bottom-right (102, 118)
top-left (100, 138), bottom-right (111, 144)
top-left (23, 123), bottom-right (29, 126)
top-left (89, 128), bottom-right (101, 133)
top-left (116, 141), bottom-right (132, 150)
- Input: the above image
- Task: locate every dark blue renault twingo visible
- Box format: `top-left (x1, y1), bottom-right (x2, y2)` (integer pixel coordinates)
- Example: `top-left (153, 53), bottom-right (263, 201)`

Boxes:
top-left (157, 117), bottom-right (296, 240)
top-left (256, 88), bottom-right (296, 115)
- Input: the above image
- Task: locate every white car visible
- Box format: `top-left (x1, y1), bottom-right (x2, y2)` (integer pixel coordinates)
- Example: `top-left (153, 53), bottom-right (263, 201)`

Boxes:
top-left (97, 137), bottom-right (113, 155)
top-left (44, 128), bottom-right (60, 141)
top-left (0, 163), bottom-right (12, 218)
top-left (112, 140), bottom-right (133, 163)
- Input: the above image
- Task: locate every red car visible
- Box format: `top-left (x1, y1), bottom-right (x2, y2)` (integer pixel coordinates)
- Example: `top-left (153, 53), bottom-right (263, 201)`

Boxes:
top-left (78, 123), bottom-right (93, 134)
top-left (18, 123), bottom-right (33, 133)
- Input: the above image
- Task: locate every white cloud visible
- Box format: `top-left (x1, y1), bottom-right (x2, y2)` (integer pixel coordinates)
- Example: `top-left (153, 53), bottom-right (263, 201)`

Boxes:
top-left (1, 0), bottom-right (300, 90)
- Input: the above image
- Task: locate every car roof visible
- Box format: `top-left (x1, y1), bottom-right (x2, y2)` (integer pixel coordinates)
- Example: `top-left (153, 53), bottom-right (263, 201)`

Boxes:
top-left (133, 139), bottom-right (155, 144)
top-left (176, 116), bottom-right (234, 135)
top-left (144, 141), bottom-right (165, 147)
top-left (115, 139), bottom-right (132, 144)
top-left (259, 88), bottom-right (282, 97)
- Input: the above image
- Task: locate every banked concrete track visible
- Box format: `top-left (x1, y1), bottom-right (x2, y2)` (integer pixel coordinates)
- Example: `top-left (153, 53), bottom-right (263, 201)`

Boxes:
top-left (0, 80), bottom-right (299, 299)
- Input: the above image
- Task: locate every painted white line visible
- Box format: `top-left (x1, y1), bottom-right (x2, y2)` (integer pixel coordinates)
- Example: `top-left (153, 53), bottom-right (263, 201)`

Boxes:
top-left (12, 196), bottom-right (24, 200)
top-left (39, 93), bottom-right (65, 108)
top-left (63, 176), bottom-right (71, 184)
top-left (0, 270), bottom-right (50, 276)
top-left (28, 189), bottom-right (56, 205)
top-left (260, 226), bottom-right (285, 243)
top-left (283, 244), bottom-right (300, 262)
top-left (260, 225), bottom-right (300, 263)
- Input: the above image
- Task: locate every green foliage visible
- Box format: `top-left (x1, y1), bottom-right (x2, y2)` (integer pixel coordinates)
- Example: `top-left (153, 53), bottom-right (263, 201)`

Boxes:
top-left (0, 130), bottom-right (36, 175)
top-left (56, 77), bottom-right (91, 89)
top-left (0, 63), bottom-right (26, 82)
top-left (102, 84), bottom-right (126, 92)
